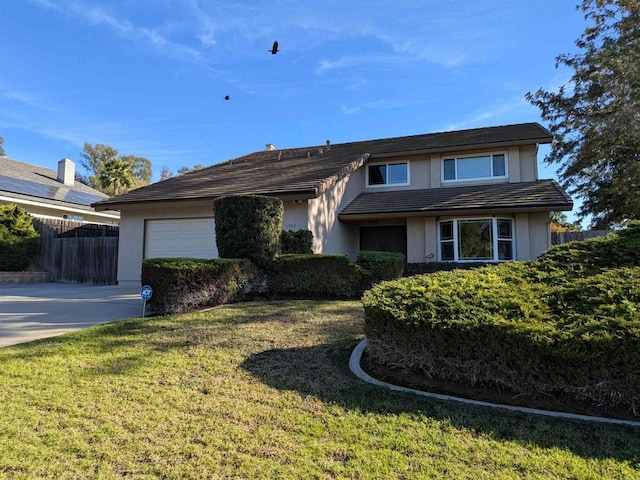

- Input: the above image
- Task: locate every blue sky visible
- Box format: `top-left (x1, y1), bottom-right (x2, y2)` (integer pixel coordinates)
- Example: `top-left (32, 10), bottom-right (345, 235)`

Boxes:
top-left (1, 1), bottom-right (586, 217)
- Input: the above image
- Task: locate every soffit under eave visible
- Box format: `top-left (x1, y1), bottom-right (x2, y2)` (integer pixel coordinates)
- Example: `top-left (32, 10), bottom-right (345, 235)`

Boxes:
top-left (338, 205), bottom-right (571, 221)
top-left (93, 189), bottom-right (320, 212)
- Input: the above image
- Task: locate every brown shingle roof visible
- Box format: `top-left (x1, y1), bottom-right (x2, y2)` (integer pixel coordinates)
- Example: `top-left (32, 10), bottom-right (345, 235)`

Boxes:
top-left (339, 180), bottom-right (573, 219)
top-left (93, 122), bottom-right (552, 209)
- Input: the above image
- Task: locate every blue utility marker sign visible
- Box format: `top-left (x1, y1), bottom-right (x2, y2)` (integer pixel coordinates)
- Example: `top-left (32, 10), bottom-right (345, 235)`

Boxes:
top-left (141, 285), bottom-right (153, 300)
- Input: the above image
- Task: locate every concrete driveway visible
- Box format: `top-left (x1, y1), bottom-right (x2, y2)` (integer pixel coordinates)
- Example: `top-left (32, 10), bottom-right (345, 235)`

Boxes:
top-left (0, 283), bottom-right (143, 348)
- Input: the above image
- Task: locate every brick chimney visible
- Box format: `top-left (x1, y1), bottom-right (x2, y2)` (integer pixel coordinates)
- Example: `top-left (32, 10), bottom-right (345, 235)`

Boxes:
top-left (57, 158), bottom-right (75, 186)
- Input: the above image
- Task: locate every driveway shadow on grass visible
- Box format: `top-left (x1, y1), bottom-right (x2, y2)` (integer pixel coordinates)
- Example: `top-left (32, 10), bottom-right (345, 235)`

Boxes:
top-left (241, 339), bottom-right (640, 466)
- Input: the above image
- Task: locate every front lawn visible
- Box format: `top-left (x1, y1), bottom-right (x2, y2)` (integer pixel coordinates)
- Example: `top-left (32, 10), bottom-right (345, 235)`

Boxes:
top-left (1, 300), bottom-right (639, 479)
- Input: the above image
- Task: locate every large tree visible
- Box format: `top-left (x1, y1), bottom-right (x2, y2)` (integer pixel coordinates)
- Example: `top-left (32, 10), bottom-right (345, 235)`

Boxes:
top-left (79, 143), bottom-right (152, 195)
top-left (526, 0), bottom-right (640, 229)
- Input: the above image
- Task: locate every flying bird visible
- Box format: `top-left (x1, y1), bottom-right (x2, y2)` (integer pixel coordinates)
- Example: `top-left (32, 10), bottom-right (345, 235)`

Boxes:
top-left (269, 40), bottom-right (279, 54)
top-left (224, 95), bottom-right (230, 100)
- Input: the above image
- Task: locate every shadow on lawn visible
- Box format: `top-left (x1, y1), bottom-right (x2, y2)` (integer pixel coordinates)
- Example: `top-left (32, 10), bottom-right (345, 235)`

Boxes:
top-left (241, 339), bottom-right (640, 466)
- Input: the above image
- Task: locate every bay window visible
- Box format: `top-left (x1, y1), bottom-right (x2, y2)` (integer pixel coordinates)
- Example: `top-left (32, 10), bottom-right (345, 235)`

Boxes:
top-left (439, 218), bottom-right (514, 262)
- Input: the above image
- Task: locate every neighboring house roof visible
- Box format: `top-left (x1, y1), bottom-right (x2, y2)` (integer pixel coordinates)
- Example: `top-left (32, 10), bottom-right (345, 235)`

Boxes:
top-left (93, 123), bottom-right (553, 209)
top-left (0, 156), bottom-right (116, 216)
top-left (339, 180), bottom-right (573, 220)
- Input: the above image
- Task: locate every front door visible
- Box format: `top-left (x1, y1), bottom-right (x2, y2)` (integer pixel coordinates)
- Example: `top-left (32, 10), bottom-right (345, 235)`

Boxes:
top-left (359, 226), bottom-right (407, 256)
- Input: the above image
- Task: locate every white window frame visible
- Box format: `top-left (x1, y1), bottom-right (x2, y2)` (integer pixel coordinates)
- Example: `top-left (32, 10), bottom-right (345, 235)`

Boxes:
top-left (441, 152), bottom-right (508, 183)
top-left (437, 217), bottom-right (515, 262)
top-left (366, 161), bottom-right (410, 188)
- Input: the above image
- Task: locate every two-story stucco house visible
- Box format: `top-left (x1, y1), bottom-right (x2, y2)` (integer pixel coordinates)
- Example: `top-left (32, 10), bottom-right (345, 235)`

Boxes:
top-left (93, 122), bottom-right (572, 285)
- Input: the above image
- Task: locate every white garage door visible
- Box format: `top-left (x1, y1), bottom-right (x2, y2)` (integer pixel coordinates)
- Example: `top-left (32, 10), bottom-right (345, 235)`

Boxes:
top-left (145, 218), bottom-right (218, 259)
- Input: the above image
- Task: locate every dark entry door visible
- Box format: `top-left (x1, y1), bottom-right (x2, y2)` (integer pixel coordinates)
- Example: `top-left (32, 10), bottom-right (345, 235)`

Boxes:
top-left (359, 226), bottom-right (407, 256)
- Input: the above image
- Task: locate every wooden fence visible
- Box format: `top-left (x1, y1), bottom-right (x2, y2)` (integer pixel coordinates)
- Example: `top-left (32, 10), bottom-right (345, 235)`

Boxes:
top-left (32, 218), bottom-right (119, 284)
top-left (551, 230), bottom-right (610, 245)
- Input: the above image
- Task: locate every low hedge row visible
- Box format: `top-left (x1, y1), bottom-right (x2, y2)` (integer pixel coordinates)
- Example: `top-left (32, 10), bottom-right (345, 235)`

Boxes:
top-left (537, 221), bottom-right (640, 277)
top-left (356, 250), bottom-right (405, 288)
top-left (363, 225), bottom-right (640, 414)
top-left (141, 250), bottom-right (410, 313)
top-left (141, 257), bottom-right (259, 315)
top-left (265, 254), bottom-right (362, 298)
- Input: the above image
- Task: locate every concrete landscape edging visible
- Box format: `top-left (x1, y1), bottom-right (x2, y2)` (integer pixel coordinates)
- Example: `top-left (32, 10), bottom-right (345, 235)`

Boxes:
top-left (349, 339), bottom-right (640, 428)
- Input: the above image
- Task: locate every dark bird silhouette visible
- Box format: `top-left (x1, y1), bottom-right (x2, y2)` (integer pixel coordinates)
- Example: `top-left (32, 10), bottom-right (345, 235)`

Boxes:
top-left (269, 40), bottom-right (279, 54)
top-left (224, 95), bottom-right (230, 100)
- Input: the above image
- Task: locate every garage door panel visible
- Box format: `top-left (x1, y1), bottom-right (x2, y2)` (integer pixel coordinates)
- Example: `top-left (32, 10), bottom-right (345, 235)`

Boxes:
top-left (145, 218), bottom-right (218, 259)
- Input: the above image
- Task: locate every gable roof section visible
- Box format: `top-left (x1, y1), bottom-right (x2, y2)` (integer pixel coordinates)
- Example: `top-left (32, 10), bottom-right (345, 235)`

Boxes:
top-left (339, 180), bottom-right (573, 219)
top-left (0, 157), bottom-right (109, 211)
top-left (93, 122), bottom-right (552, 209)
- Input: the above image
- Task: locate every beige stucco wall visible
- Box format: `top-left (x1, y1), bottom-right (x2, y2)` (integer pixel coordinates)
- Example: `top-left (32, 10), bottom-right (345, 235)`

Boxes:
top-left (407, 217), bottom-right (442, 263)
top-left (519, 145), bottom-right (539, 181)
top-left (282, 201), bottom-right (309, 231)
top-left (528, 211), bottom-right (552, 258)
top-left (308, 170), bottom-right (362, 259)
top-left (515, 211), bottom-right (552, 260)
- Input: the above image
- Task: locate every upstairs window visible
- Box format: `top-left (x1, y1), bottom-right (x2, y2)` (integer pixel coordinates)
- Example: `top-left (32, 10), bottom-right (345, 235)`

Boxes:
top-left (367, 162), bottom-right (409, 187)
top-left (443, 153), bottom-right (506, 182)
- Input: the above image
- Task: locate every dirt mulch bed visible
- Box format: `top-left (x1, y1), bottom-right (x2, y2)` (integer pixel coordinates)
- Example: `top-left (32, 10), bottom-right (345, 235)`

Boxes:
top-left (360, 352), bottom-right (639, 422)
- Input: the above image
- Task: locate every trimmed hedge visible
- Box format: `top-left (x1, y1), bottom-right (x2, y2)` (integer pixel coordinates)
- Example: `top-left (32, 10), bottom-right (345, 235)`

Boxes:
top-left (266, 254), bottom-right (362, 298)
top-left (363, 224), bottom-right (640, 415)
top-left (213, 195), bottom-right (283, 267)
top-left (0, 204), bottom-right (40, 271)
top-left (363, 263), bottom-right (640, 414)
top-left (537, 221), bottom-right (640, 277)
top-left (280, 229), bottom-right (313, 254)
top-left (404, 261), bottom-right (488, 276)
top-left (141, 257), bottom-right (259, 315)
top-left (356, 250), bottom-right (405, 288)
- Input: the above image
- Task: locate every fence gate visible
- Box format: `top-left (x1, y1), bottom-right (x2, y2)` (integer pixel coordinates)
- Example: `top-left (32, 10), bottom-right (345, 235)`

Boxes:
top-left (32, 218), bottom-right (119, 284)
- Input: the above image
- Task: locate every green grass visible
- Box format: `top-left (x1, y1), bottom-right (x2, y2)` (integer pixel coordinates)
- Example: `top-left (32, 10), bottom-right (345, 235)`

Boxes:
top-left (0, 300), bottom-right (639, 479)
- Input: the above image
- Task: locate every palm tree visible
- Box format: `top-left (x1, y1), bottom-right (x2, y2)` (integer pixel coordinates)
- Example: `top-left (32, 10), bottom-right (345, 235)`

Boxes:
top-left (99, 158), bottom-right (133, 196)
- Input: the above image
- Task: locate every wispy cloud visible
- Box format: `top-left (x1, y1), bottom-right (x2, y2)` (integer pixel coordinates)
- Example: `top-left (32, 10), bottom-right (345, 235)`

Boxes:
top-left (443, 98), bottom-right (533, 131)
top-left (28, 0), bottom-right (212, 68)
top-left (341, 98), bottom-right (425, 115)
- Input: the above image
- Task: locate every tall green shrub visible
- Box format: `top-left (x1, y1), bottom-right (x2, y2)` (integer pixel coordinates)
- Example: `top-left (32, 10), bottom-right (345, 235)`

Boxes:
top-left (213, 195), bottom-right (283, 266)
top-left (0, 204), bottom-right (40, 271)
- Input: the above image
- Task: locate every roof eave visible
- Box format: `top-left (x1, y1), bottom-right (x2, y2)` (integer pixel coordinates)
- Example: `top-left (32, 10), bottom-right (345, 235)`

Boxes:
top-left (338, 203), bottom-right (573, 221)
top-left (368, 137), bottom-right (553, 160)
